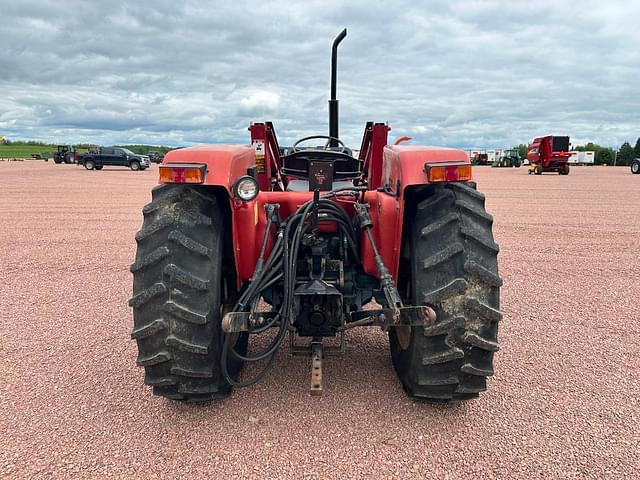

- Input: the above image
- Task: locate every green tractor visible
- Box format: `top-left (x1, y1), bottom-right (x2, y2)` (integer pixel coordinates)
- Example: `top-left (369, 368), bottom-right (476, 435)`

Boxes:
top-left (492, 149), bottom-right (522, 168)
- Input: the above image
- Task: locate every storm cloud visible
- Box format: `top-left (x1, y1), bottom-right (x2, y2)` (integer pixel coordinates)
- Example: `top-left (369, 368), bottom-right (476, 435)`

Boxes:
top-left (1, 0), bottom-right (638, 148)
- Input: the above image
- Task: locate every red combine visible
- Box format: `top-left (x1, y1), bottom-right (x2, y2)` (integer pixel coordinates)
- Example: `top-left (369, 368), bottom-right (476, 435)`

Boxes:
top-left (527, 135), bottom-right (571, 175)
top-left (129, 30), bottom-right (502, 402)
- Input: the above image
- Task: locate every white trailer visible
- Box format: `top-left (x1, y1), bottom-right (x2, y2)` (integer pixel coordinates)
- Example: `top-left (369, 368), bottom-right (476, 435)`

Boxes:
top-left (568, 151), bottom-right (595, 165)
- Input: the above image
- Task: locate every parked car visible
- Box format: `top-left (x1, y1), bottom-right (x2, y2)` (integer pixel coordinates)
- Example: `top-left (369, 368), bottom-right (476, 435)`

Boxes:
top-left (79, 147), bottom-right (150, 171)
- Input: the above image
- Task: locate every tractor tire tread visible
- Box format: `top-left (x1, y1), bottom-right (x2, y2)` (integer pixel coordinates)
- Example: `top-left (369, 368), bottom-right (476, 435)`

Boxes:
top-left (168, 230), bottom-right (211, 256)
top-left (130, 184), bottom-right (244, 401)
top-left (129, 247), bottom-right (171, 273)
top-left (131, 318), bottom-right (167, 340)
top-left (422, 244), bottom-right (464, 270)
top-left (390, 182), bottom-right (501, 402)
top-left (421, 278), bottom-right (468, 304)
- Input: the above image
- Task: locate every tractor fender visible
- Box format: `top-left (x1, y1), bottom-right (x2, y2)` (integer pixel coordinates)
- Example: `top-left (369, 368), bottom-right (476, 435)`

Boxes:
top-left (162, 145), bottom-right (258, 289)
top-left (381, 145), bottom-right (471, 195)
top-left (359, 145), bottom-right (472, 279)
top-left (163, 145), bottom-right (256, 194)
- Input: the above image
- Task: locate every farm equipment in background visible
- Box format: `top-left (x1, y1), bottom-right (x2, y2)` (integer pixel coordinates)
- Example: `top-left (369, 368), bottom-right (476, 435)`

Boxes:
top-left (129, 29), bottom-right (502, 403)
top-left (492, 149), bottom-right (522, 168)
top-left (148, 151), bottom-right (165, 164)
top-left (631, 158), bottom-right (640, 174)
top-left (31, 152), bottom-right (50, 161)
top-left (527, 135), bottom-right (571, 175)
top-left (53, 145), bottom-right (78, 164)
top-left (471, 152), bottom-right (490, 165)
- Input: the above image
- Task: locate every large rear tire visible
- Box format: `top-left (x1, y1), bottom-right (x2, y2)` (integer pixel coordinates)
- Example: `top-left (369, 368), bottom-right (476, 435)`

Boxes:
top-left (390, 182), bottom-right (502, 401)
top-left (129, 185), bottom-right (246, 401)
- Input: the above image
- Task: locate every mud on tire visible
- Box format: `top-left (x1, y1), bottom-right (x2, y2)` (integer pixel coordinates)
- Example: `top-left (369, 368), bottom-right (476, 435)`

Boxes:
top-left (390, 182), bottom-right (502, 401)
top-left (129, 185), bottom-right (246, 401)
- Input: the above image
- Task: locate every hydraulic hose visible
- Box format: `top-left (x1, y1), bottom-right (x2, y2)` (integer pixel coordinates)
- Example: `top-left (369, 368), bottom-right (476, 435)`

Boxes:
top-left (221, 188), bottom-right (365, 387)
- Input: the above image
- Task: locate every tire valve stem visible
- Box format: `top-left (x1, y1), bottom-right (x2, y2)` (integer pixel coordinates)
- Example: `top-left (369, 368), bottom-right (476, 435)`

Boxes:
top-left (355, 203), bottom-right (403, 324)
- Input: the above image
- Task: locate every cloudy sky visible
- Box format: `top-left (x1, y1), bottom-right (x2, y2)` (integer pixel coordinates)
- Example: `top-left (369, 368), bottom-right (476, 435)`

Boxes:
top-left (1, 0), bottom-right (638, 148)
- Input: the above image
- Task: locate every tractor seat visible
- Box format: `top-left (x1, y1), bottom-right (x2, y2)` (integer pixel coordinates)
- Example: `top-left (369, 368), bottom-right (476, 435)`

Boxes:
top-left (281, 149), bottom-right (361, 191)
top-left (281, 149), bottom-right (360, 180)
top-left (286, 179), bottom-right (355, 192)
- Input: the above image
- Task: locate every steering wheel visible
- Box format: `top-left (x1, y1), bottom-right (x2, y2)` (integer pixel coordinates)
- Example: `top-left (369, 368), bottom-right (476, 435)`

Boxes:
top-left (292, 135), bottom-right (347, 153)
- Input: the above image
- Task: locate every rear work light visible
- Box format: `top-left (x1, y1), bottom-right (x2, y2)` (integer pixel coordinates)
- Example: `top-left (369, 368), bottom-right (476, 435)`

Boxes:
top-left (159, 163), bottom-right (206, 184)
top-left (232, 176), bottom-right (259, 201)
top-left (425, 163), bottom-right (472, 183)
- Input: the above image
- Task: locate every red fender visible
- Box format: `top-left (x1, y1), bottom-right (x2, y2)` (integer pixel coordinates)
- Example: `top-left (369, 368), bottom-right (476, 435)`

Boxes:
top-left (381, 145), bottom-right (471, 195)
top-left (361, 145), bottom-right (472, 278)
top-left (163, 145), bottom-right (256, 193)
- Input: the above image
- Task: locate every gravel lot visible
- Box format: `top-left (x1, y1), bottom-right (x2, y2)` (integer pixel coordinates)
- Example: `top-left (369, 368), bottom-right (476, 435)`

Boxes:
top-left (1, 161), bottom-right (638, 479)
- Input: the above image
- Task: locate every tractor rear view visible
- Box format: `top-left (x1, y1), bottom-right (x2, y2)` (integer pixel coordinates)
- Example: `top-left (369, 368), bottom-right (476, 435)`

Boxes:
top-left (527, 135), bottom-right (571, 175)
top-left (493, 149), bottom-right (522, 168)
top-left (53, 145), bottom-right (78, 164)
top-left (129, 30), bottom-right (502, 402)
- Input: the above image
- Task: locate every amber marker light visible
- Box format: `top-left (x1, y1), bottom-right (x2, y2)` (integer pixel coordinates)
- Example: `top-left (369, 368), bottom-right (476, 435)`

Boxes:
top-left (159, 164), bottom-right (206, 184)
top-left (425, 163), bottom-right (472, 183)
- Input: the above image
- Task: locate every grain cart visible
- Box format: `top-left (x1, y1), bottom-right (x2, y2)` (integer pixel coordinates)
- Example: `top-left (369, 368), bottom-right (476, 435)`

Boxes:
top-left (527, 135), bottom-right (571, 175)
top-left (129, 30), bottom-right (502, 402)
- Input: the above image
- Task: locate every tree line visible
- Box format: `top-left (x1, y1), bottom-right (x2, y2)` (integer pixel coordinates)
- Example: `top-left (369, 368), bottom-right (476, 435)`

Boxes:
top-left (513, 138), bottom-right (640, 166)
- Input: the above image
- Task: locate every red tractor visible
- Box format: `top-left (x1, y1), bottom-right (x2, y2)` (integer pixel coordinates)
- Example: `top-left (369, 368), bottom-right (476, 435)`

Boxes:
top-left (129, 30), bottom-right (502, 402)
top-left (527, 135), bottom-right (571, 175)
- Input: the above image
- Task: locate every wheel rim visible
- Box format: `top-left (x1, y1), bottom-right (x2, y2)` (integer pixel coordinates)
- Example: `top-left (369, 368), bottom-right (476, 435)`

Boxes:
top-left (633, 163), bottom-right (639, 173)
top-left (132, 162), bottom-right (140, 170)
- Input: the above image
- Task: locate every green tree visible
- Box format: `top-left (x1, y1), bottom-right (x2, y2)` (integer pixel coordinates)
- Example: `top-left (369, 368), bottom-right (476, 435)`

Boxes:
top-left (633, 137), bottom-right (640, 158)
top-left (515, 144), bottom-right (528, 159)
top-left (617, 142), bottom-right (635, 166)
top-left (598, 148), bottom-right (614, 166)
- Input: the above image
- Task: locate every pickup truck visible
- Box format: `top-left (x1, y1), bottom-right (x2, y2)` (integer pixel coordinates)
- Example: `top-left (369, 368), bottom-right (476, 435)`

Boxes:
top-left (79, 147), bottom-right (150, 171)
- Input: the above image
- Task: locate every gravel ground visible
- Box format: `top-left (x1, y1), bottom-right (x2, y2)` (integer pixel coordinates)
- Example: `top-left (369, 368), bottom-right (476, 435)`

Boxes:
top-left (1, 161), bottom-right (638, 479)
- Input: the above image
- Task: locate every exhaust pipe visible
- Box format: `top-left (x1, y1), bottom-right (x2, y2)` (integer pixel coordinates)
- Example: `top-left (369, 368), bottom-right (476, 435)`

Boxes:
top-left (329, 28), bottom-right (347, 147)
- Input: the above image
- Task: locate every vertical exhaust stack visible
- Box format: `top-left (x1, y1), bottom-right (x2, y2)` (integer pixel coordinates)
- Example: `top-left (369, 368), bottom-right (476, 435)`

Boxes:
top-left (329, 28), bottom-right (347, 148)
